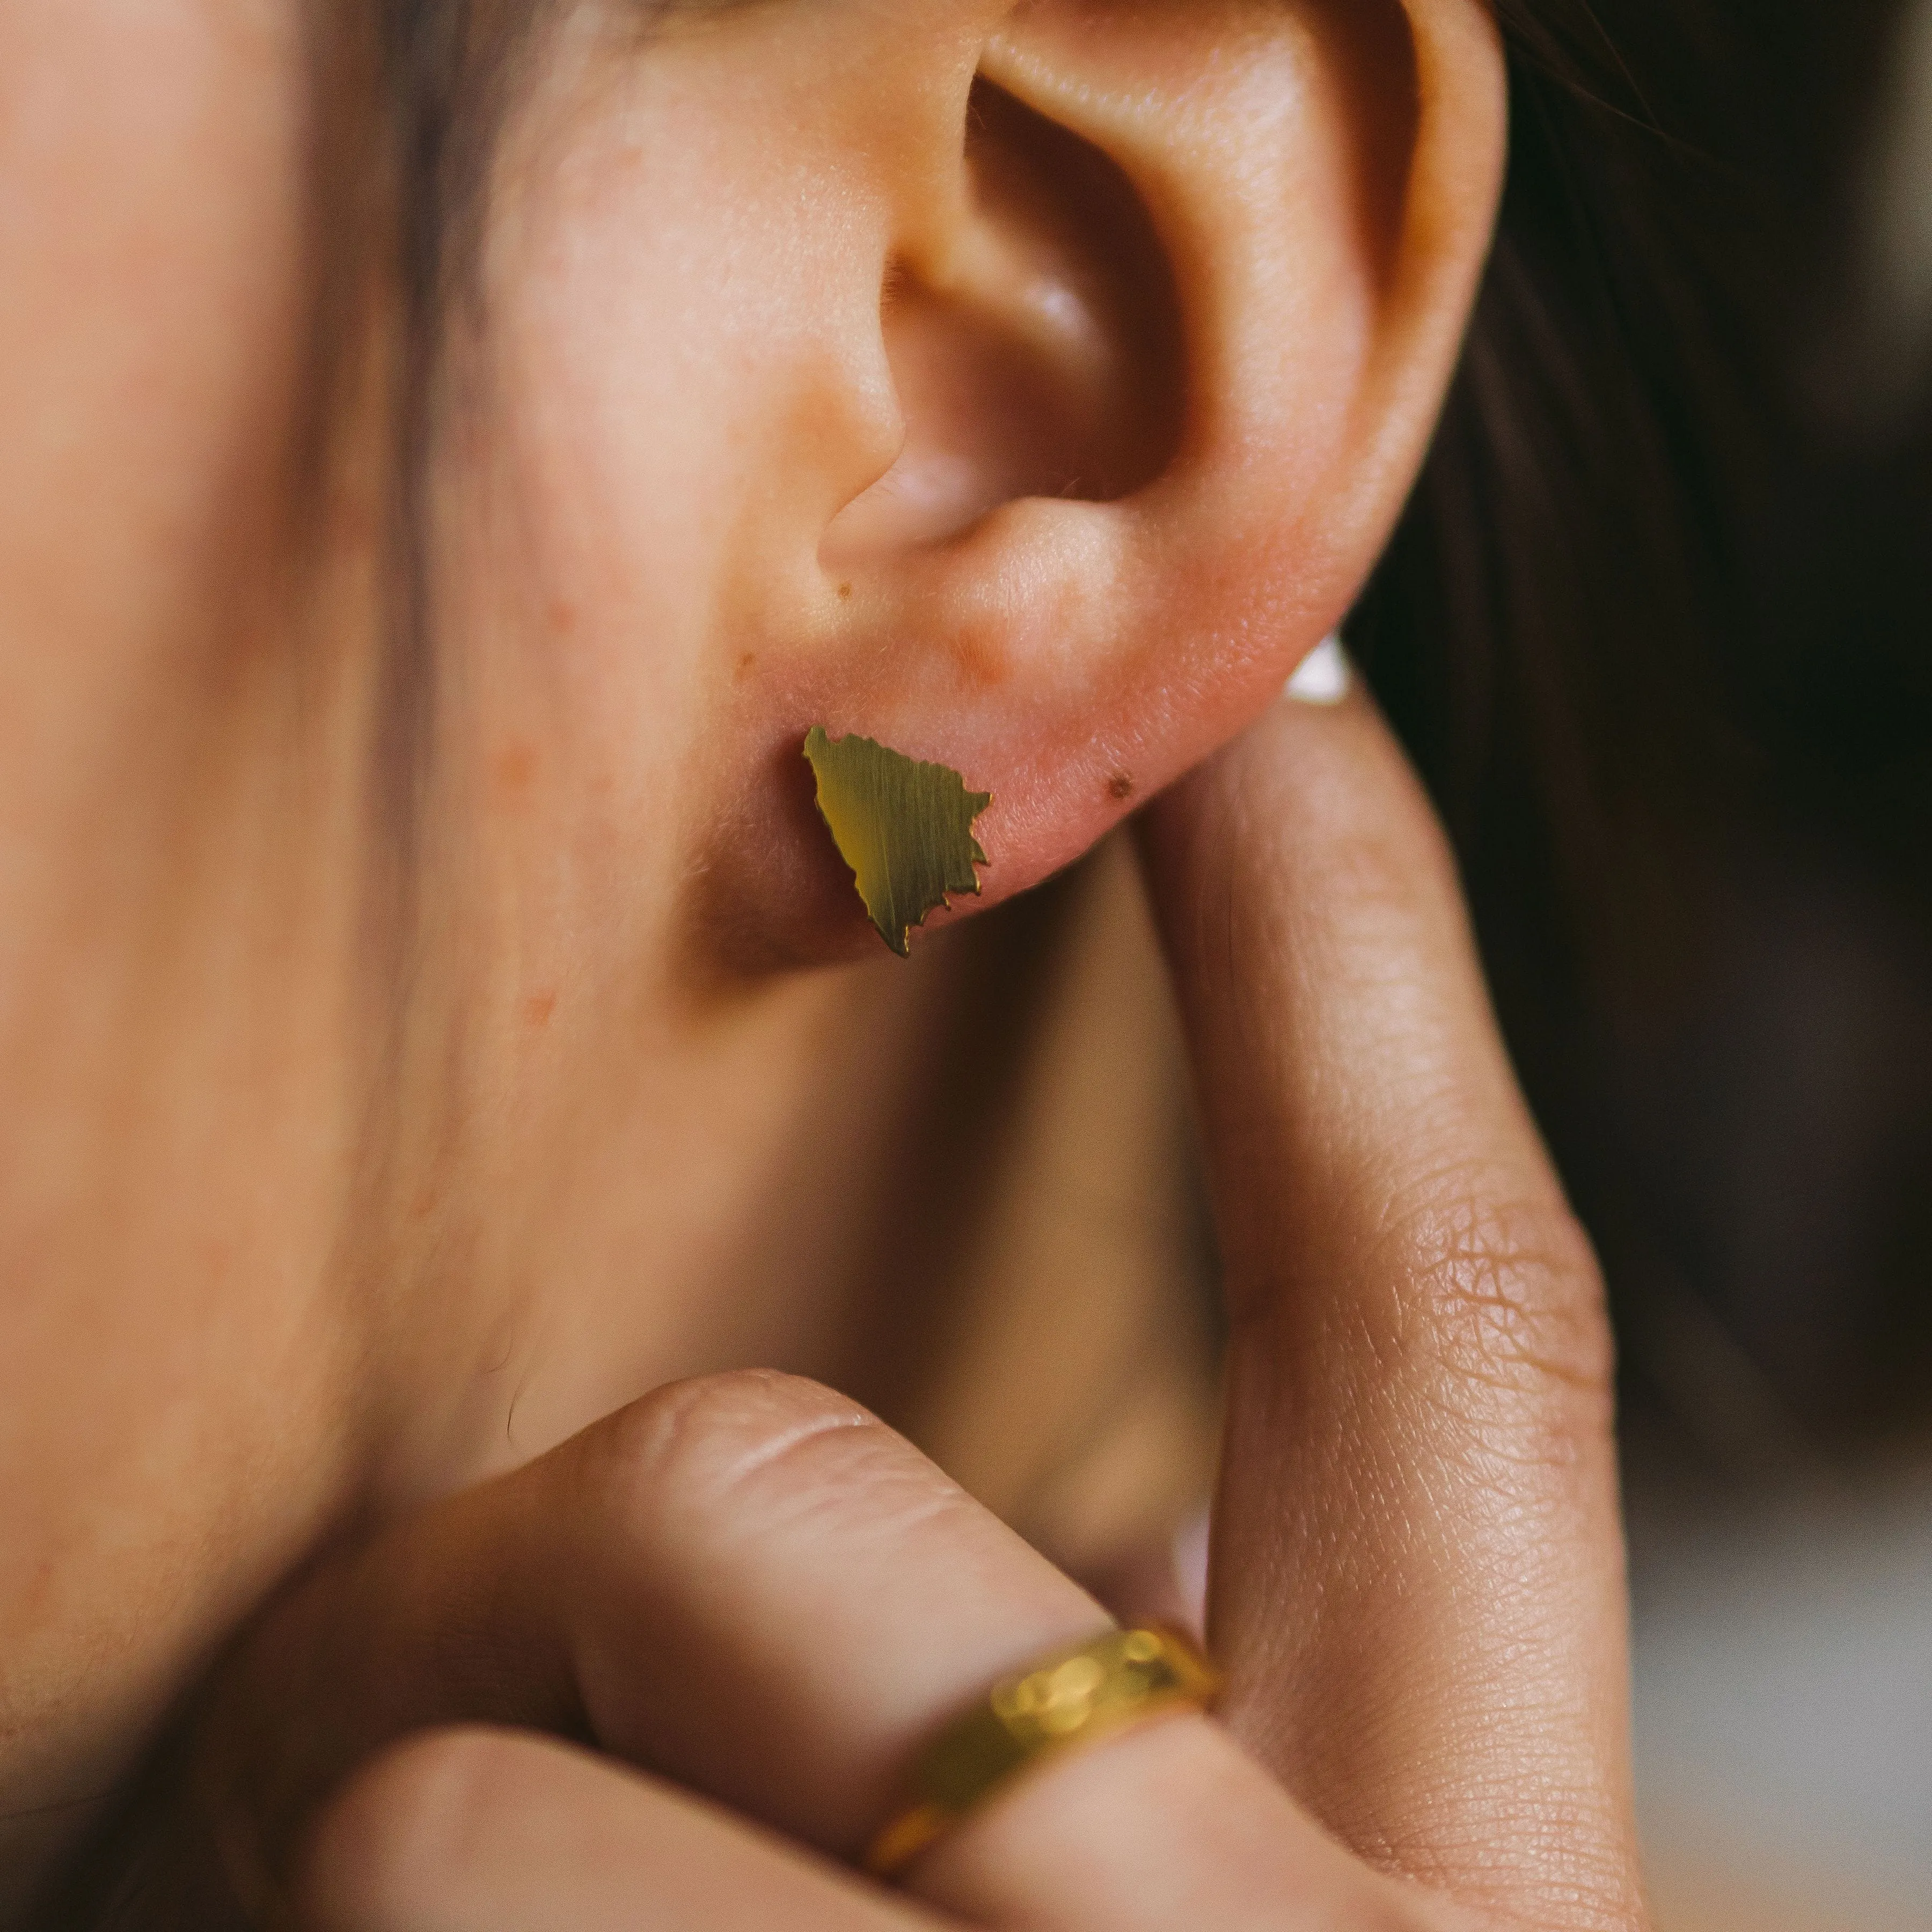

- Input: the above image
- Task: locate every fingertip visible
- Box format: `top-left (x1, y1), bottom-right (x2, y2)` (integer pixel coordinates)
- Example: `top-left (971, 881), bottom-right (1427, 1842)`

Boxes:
top-left (296, 1728), bottom-right (639, 1932)
top-left (295, 1727), bottom-right (493, 1931)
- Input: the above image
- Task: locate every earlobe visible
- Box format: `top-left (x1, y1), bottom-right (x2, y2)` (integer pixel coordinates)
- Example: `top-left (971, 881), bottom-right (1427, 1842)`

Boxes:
top-left (696, 0), bottom-right (1505, 970)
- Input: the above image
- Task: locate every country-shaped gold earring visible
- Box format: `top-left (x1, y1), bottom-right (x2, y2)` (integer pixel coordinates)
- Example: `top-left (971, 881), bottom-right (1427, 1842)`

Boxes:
top-left (802, 727), bottom-right (992, 956)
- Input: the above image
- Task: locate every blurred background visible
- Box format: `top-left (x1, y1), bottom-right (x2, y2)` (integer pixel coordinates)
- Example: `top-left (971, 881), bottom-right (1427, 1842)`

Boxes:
top-left (1368, 2), bottom-right (1932, 1922)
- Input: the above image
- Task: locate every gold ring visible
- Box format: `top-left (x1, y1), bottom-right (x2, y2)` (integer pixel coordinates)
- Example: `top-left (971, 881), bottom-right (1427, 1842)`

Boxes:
top-left (864, 1626), bottom-right (1221, 1878)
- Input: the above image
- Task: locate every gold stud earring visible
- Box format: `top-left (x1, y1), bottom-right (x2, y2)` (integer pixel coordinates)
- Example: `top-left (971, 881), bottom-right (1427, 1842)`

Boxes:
top-left (802, 727), bottom-right (992, 957)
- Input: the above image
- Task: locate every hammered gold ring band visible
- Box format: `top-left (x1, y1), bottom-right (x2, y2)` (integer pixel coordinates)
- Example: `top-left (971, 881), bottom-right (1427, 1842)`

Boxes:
top-left (864, 1626), bottom-right (1223, 1879)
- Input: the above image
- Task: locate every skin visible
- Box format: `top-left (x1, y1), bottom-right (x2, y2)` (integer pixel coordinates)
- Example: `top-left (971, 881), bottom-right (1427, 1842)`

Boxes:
top-left (0, 0), bottom-right (1649, 1925)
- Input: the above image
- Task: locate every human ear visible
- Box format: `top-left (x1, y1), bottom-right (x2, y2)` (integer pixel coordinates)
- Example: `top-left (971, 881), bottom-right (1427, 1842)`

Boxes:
top-left (466, 0), bottom-right (1505, 971)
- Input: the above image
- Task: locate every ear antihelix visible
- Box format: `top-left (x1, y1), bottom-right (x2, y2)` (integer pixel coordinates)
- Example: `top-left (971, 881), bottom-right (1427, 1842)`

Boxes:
top-left (802, 727), bottom-right (992, 956)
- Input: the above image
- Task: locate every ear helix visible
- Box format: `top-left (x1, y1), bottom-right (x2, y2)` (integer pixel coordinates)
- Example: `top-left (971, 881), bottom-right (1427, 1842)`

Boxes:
top-left (802, 728), bottom-right (992, 956)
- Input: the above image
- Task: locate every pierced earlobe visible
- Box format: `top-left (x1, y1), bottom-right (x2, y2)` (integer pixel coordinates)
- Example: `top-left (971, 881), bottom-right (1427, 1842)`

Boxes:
top-left (802, 727), bottom-right (992, 957)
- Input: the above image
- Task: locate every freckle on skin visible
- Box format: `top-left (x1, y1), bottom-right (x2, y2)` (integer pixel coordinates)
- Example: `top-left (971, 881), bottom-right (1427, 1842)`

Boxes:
top-left (838, 583), bottom-right (853, 600)
top-left (736, 652), bottom-right (756, 680)
top-left (954, 623), bottom-right (1011, 691)
top-left (495, 742), bottom-right (537, 794)
top-left (1109, 772), bottom-right (1136, 800)
top-left (550, 600), bottom-right (577, 633)
top-left (525, 991), bottom-right (558, 1028)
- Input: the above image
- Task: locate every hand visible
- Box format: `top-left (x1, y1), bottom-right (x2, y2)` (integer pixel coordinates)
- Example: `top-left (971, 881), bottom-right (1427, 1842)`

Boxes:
top-left (70, 682), bottom-right (1641, 1931)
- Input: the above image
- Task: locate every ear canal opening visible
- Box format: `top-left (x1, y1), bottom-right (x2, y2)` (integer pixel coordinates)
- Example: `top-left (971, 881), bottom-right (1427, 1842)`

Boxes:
top-left (822, 75), bottom-right (1187, 562)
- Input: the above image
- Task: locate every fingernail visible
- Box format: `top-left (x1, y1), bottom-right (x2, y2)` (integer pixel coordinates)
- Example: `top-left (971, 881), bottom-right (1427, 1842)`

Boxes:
top-left (1285, 634), bottom-right (1351, 706)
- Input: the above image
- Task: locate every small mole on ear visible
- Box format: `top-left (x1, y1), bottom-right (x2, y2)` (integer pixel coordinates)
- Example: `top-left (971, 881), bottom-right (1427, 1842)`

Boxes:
top-left (838, 582), bottom-right (854, 601)
top-left (736, 652), bottom-right (756, 680)
top-left (1108, 772), bottom-right (1136, 801)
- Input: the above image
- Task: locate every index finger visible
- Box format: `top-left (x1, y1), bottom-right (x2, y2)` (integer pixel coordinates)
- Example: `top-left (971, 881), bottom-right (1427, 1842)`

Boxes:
top-left (1138, 673), bottom-right (1641, 1930)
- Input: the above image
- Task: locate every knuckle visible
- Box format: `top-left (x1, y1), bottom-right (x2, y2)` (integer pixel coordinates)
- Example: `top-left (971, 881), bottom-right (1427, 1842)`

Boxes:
top-left (1374, 1170), bottom-right (1615, 1436)
top-left (302, 1726), bottom-right (529, 1923)
top-left (581, 1369), bottom-right (883, 1531)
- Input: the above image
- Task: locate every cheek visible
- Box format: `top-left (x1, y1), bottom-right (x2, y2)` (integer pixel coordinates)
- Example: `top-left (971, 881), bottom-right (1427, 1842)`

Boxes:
top-left (0, 1), bottom-right (305, 684)
top-left (472, 74), bottom-right (904, 833)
